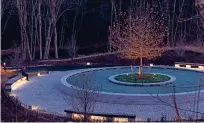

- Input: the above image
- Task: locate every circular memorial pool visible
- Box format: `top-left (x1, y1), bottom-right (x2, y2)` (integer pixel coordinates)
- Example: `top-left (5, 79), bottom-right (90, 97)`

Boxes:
top-left (65, 66), bottom-right (204, 95)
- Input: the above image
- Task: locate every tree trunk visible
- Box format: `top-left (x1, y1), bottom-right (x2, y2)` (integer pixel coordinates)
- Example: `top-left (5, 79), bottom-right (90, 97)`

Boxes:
top-left (46, 25), bottom-right (53, 59)
top-left (84, 113), bottom-right (87, 122)
top-left (83, 110), bottom-right (88, 122)
top-left (30, 0), bottom-right (34, 59)
top-left (113, 2), bottom-right (117, 21)
top-left (167, 1), bottom-right (171, 47)
top-left (17, 0), bottom-right (26, 60)
top-left (44, 20), bottom-right (52, 59)
top-left (52, 0), bottom-right (58, 59)
top-left (173, 0), bottom-right (185, 44)
top-left (59, 16), bottom-right (65, 49)
top-left (171, 0), bottom-right (177, 47)
top-left (109, 1), bottom-right (114, 52)
top-left (139, 55), bottom-right (143, 76)
top-left (38, 1), bottom-right (42, 59)
top-left (16, 0), bottom-right (33, 60)
top-left (54, 26), bottom-right (59, 59)
top-left (139, 46), bottom-right (143, 76)
top-left (71, 8), bottom-right (79, 58)
top-left (195, 0), bottom-right (204, 28)
top-left (20, 25), bottom-right (26, 60)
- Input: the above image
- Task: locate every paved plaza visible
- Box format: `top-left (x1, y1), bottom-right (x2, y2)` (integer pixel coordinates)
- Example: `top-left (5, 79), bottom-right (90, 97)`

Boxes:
top-left (11, 69), bottom-right (204, 121)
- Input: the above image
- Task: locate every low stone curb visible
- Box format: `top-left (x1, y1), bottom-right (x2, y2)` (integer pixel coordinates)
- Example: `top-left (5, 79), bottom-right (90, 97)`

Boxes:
top-left (108, 73), bottom-right (176, 86)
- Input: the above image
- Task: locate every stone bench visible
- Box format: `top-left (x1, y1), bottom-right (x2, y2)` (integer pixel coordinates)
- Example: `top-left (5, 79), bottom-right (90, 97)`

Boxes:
top-left (5, 75), bottom-right (26, 92)
top-left (175, 62), bottom-right (204, 70)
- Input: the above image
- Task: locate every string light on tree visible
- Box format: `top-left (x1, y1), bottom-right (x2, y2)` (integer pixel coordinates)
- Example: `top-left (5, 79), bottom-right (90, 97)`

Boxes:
top-left (109, 6), bottom-right (167, 76)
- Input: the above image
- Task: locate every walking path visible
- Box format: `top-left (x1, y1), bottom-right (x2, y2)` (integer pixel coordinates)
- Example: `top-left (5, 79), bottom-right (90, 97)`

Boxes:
top-left (11, 68), bottom-right (204, 121)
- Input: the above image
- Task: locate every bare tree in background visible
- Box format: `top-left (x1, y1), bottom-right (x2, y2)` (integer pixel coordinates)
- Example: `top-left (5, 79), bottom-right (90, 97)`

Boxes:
top-left (68, 0), bottom-right (87, 58)
top-left (41, 0), bottom-right (53, 59)
top-left (50, 0), bottom-right (72, 59)
top-left (1, 0), bottom-right (10, 17)
top-left (43, 0), bottom-right (73, 59)
top-left (109, 6), bottom-right (166, 76)
top-left (14, 0), bottom-right (76, 60)
top-left (194, 9), bottom-right (204, 48)
top-left (68, 0), bottom-right (103, 58)
top-left (9, 41), bottom-right (24, 75)
top-left (38, 0), bottom-right (43, 59)
top-left (195, 0), bottom-right (204, 28)
top-left (59, 15), bottom-right (66, 49)
top-left (108, 0), bottom-right (122, 52)
top-left (27, 0), bottom-right (39, 60)
top-left (15, 0), bottom-right (28, 60)
top-left (63, 73), bottom-right (98, 122)
top-left (15, 0), bottom-right (40, 60)
top-left (1, 0), bottom-right (14, 36)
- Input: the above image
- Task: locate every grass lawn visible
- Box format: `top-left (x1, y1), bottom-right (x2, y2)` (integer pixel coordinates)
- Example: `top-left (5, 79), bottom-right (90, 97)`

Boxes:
top-left (115, 73), bottom-right (171, 83)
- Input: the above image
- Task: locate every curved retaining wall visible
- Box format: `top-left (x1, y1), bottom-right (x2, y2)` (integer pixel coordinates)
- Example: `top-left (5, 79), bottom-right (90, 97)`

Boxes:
top-left (5, 74), bottom-right (66, 117)
top-left (5, 76), bottom-right (26, 92)
top-left (108, 73), bottom-right (176, 86)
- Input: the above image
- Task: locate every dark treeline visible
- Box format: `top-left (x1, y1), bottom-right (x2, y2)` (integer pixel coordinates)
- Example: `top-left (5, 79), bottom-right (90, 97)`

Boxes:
top-left (1, 0), bottom-right (204, 60)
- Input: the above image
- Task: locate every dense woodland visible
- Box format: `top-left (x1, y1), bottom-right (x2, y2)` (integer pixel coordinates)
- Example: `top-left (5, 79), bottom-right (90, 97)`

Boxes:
top-left (1, 0), bottom-right (204, 61)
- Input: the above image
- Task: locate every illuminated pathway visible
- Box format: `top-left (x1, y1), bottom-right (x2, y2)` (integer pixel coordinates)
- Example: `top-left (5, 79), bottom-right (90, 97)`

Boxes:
top-left (11, 69), bottom-right (204, 121)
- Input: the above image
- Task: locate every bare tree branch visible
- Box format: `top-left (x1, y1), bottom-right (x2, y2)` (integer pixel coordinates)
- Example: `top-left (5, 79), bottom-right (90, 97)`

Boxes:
top-left (61, 72), bottom-right (99, 122)
top-left (109, 5), bottom-right (166, 75)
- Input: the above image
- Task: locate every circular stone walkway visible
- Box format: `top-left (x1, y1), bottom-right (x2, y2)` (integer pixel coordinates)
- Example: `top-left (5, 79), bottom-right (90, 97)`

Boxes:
top-left (11, 68), bottom-right (204, 121)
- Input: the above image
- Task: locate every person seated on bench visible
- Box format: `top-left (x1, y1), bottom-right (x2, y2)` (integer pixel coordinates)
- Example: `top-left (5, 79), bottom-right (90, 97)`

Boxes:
top-left (21, 66), bottom-right (29, 80)
top-left (2, 62), bottom-right (6, 72)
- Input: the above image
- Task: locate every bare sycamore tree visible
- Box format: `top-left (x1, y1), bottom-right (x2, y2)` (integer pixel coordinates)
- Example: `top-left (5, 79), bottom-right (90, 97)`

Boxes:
top-left (41, 0), bottom-right (53, 59)
top-left (15, 0), bottom-right (39, 60)
top-left (27, 0), bottom-right (39, 60)
top-left (15, 0), bottom-right (28, 60)
top-left (51, 0), bottom-right (59, 59)
top-left (47, 0), bottom-right (72, 59)
top-left (9, 41), bottom-right (24, 75)
top-left (1, 0), bottom-right (10, 17)
top-left (194, 6), bottom-right (204, 49)
top-left (63, 73), bottom-right (98, 122)
top-left (68, 0), bottom-right (105, 58)
top-left (43, 0), bottom-right (89, 59)
top-left (157, 0), bottom-right (185, 47)
top-left (195, 0), bottom-right (204, 28)
top-left (68, 0), bottom-right (87, 58)
top-left (1, 0), bottom-right (14, 36)
top-left (156, 0), bottom-right (203, 48)
top-left (109, 6), bottom-right (166, 76)
top-left (108, 0), bottom-right (122, 52)
top-left (66, 40), bottom-right (79, 59)
top-left (14, 0), bottom-right (74, 60)
top-left (38, 0), bottom-right (43, 59)
top-left (59, 15), bottom-right (66, 49)
top-left (42, 0), bottom-right (72, 59)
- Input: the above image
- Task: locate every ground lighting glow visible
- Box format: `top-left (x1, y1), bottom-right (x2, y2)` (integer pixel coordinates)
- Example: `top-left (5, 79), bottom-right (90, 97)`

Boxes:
top-left (11, 77), bottom-right (28, 91)
top-left (31, 105), bottom-right (41, 111)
